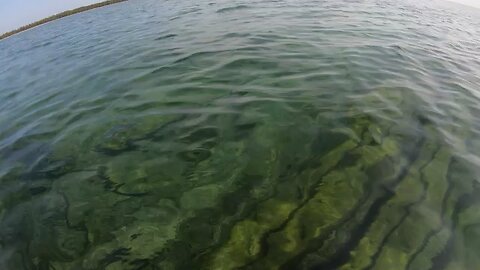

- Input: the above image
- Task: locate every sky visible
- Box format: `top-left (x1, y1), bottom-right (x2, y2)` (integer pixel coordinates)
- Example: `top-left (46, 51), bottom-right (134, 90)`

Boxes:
top-left (0, 0), bottom-right (102, 34)
top-left (0, 0), bottom-right (479, 34)
top-left (447, 0), bottom-right (480, 8)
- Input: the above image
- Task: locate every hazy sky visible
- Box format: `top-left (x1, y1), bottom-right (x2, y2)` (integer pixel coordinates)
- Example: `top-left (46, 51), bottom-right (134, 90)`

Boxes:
top-left (0, 0), bottom-right (479, 34)
top-left (447, 0), bottom-right (480, 8)
top-left (0, 0), bottom-right (101, 34)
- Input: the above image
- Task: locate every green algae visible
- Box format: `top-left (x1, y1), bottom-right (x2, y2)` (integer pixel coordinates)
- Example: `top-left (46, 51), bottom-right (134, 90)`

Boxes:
top-left (1, 5), bottom-right (480, 268)
top-left (0, 83), bottom-right (478, 270)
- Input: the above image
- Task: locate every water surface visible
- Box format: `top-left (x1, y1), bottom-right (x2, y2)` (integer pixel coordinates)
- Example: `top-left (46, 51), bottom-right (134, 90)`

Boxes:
top-left (1, 0), bottom-right (480, 269)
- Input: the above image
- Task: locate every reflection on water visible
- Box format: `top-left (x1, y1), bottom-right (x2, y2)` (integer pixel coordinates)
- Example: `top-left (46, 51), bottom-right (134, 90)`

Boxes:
top-left (1, 0), bottom-right (480, 269)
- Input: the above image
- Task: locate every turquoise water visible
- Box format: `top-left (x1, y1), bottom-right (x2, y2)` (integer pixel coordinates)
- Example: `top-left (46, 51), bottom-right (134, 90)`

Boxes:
top-left (1, 0), bottom-right (480, 269)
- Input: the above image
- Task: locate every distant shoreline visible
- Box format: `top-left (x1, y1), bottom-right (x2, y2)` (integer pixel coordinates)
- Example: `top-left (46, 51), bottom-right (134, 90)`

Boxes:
top-left (0, 0), bottom-right (127, 41)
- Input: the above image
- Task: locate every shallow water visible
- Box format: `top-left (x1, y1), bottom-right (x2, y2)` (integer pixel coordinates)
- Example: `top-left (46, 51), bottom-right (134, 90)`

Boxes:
top-left (1, 0), bottom-right (480, 269)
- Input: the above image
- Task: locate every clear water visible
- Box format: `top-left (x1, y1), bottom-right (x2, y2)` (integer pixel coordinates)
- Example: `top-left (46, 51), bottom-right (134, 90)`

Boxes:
top-left (1, 0), bottom-right (480, 269)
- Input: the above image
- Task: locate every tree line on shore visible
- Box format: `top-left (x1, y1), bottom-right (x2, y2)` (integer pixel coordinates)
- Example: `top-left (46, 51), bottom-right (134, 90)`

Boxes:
top-left (0, 0), bottom-right (127, 40)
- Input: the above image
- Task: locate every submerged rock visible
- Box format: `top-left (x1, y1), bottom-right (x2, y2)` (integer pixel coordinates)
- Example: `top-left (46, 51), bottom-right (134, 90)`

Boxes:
top-left (178, 148), bottom-right (212, 163)
top-left (95, 125), bottom-right (137, 155)
top-left (311, 130), bottom-right (349, 155)
top-left (178, 126), bottom-right (219, 143)
top-left (180, 184), bottom-right (221, 210)
top-left (30, 156), bottom-right (75, 179)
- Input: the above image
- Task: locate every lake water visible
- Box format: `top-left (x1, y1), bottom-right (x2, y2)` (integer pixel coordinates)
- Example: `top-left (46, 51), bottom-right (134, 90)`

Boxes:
top-left (1, 0), bottom-right (480, 269)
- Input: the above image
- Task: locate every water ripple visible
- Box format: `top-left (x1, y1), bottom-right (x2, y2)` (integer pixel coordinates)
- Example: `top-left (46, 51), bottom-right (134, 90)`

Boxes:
top-left (0, 0), bottom-right (480, 269)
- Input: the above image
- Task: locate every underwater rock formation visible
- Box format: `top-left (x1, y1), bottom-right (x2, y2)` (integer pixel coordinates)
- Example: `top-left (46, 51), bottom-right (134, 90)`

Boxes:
top-left (0, 87), bottom-right (478, 270)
